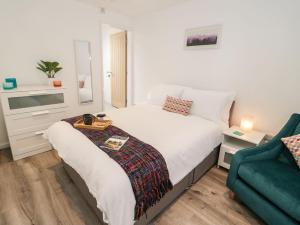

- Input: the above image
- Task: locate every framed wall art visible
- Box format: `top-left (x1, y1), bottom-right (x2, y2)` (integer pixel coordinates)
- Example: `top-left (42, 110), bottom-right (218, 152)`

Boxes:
top-left (185, 24), bottom-right (222, 49)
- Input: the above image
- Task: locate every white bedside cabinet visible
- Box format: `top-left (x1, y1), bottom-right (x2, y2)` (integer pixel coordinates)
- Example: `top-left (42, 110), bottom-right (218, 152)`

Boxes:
top-left (0, 86), bottom-right (69, 160)
top-left (218, 126), bottom-right (266, 169)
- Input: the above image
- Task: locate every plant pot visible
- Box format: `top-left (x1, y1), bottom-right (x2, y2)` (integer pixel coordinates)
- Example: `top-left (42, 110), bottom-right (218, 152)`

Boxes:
top-left (48, 78), bottom-right (55, 87)
top-left (53, 80), bottom-right (62, 87)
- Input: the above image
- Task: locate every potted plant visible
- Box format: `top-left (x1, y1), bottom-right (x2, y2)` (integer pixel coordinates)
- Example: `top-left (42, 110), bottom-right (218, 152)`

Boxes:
top-left (36, 60), bottom-right (63, 86)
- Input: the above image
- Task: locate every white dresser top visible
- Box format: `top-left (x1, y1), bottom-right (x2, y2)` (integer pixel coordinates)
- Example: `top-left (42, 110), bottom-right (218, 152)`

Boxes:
top-left (0, 85), bottom-right (65, 93)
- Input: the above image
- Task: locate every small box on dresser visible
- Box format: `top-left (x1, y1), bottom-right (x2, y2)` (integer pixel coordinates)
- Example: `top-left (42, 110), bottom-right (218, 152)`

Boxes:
top-left (0, 86), bottom-right (69, 160)
top-left (218, 126), bottom-right (266, 169)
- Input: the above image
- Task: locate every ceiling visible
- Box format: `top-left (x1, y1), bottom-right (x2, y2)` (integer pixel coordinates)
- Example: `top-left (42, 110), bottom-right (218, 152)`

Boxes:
top-left (77, 0), bottom-right (188, 16)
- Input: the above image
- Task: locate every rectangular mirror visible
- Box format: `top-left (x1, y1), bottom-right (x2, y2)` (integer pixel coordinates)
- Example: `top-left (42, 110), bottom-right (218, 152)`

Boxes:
top-left (74, 40), bottom-right (94, 104)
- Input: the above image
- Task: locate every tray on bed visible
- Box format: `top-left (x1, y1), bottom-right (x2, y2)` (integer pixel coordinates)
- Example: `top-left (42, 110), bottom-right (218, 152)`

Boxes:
top-left (74, 118), bottom-right (112, 131)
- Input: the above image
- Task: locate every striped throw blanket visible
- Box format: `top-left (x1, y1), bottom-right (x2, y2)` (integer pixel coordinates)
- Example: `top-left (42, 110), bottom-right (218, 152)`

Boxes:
top-left (63, 116), bottom-right (173, 220)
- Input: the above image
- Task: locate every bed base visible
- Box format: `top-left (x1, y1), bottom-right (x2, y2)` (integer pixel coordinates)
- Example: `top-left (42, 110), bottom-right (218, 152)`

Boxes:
top-left (62, 146), bottom-right (220, 225)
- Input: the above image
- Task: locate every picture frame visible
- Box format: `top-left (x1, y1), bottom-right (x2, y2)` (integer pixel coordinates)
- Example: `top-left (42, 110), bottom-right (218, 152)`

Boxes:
top-left (184, 24), bottom-right (222, 50)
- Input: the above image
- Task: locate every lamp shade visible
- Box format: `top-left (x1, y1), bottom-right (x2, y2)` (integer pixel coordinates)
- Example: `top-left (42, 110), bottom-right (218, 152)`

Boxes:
top-left (240, 117), bottom-right (254, 132)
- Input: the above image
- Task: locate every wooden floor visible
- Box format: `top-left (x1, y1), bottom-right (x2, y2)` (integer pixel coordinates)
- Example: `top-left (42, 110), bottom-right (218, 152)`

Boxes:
top-left (0, 149), bottom-right (264, 225)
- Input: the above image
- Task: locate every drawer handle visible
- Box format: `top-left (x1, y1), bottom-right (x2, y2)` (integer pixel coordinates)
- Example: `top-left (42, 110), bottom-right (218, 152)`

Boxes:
top-left (35, 130), bottom-right (45, 136)
top-left (32, 110), bottom-right (50, 116)
top-left (28, 91), bottom-right (49, 96)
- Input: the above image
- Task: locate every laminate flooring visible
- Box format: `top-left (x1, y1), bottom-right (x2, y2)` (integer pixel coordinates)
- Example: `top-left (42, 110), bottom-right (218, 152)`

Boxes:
top-left (0, 149), bottom-right (264, 225)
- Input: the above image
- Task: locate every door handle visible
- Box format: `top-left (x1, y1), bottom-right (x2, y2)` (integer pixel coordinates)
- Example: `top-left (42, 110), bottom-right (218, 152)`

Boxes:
top-left (106, 72), bottom-right (112, 78)
top-left (35, 130), bottom-right (45, 136)
top-left (28, 91), bottom-right (49, 96)
top-left (32, 110), bottom-right (50, 116)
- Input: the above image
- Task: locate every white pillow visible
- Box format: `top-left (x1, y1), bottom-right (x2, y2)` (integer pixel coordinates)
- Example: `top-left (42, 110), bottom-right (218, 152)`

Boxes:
top-left (147, 84), bottom-right (185, 106)
top-left (182, 88), bottom-right (235, 124)
top-left (83, 75), bottom-right (92, 89)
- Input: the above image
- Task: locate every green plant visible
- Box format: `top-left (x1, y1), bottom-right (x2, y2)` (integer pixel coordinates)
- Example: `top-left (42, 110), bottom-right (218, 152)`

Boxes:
top-left (36, 60), bottom-right (63, 78)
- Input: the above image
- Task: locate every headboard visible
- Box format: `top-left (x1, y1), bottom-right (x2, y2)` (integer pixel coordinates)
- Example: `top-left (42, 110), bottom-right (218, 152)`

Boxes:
top-left (229, 101), bottom-right (235, 127)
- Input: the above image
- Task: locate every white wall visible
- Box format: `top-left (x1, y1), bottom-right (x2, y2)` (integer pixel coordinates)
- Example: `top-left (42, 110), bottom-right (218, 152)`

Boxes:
top-left (133, 0), bottom-right (300, 135)
top-left (0, 0), bottom-right (131, 148)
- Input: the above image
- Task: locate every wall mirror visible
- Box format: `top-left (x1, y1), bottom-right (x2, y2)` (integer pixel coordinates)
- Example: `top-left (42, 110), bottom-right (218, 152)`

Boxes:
top-left (74, 40), bottom-right (94, 104)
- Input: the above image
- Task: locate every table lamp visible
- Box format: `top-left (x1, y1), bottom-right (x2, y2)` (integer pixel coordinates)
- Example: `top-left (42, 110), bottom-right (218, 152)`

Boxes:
top-left (240, 116), bottom-right (254, 132)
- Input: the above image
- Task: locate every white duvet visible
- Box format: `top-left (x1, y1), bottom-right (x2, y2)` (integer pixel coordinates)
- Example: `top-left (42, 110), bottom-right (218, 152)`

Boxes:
top-left (47, 104), bottom-right (224, 225)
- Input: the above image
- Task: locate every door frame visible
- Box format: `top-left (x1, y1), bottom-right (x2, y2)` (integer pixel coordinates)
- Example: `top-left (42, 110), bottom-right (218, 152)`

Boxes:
top-left (100, 23), bottom-right (134, 110)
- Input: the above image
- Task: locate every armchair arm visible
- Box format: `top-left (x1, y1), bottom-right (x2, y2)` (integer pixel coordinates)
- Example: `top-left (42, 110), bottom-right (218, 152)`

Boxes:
top-left (226, 140), bottom-right (283, 189)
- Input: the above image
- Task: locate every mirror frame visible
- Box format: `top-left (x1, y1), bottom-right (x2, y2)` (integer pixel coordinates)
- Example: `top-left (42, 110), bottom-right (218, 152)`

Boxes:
top-left (73, 40), bottom-right (94, 105)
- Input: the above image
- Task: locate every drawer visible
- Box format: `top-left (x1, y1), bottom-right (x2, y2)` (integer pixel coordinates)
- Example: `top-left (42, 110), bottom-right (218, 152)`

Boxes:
top-left (1, 88), bottom-right (67, 115)
top-left (220, 144), bottom-right (238, 154)
top-left (5, 108), bottom-right (68, 136)
top-left (218, 145), bottom-right (232, 169)
top-left (9, 130), bottom-right (51, 158)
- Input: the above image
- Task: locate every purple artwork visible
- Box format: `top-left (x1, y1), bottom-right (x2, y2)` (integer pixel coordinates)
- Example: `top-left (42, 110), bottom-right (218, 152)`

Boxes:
top-left (185, 25), bottom-right (221, 49)
top-left (186, 34), bottom-right (218, 46)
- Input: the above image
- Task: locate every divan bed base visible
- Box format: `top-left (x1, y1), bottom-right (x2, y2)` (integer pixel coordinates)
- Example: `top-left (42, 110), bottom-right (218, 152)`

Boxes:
top-left (61, 146), bottom-right (220, 225)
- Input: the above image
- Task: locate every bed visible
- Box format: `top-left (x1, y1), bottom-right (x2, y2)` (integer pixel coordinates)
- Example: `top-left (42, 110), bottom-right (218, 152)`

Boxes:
top-left (79, 87), bottom-right (93, 103)
top-left (78, 75), bottom-right (93, 103)
top-left (47, 85), bottom-right (235, 225)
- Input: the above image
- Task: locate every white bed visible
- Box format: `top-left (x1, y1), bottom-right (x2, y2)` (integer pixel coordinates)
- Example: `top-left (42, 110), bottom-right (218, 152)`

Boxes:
top-left (79, 87), bottom-right (93, 103)
top-left (47, 104), bottom-right (225, 225)
top-left (78, 75), bottom-right (93, 103)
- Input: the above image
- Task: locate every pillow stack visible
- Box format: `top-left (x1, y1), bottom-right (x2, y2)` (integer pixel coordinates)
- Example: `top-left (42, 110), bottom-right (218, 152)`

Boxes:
top-left (181, 88), bottom-right (235, 124)
top-left (147, 84), bottom-right (236, 123)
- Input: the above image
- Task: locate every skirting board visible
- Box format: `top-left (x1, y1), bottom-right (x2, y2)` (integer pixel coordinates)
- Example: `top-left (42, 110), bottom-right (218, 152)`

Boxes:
top-left (0, 142), bottom-right (10, 150)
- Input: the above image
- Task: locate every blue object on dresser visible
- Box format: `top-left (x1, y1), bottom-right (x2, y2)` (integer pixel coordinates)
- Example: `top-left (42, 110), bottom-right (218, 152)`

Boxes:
top-left (5, 78), bottom-right (17, 88)
top-left (227, 113), bottom-right (300, 225)
top-left (2, 81), bottom-right (14, 90)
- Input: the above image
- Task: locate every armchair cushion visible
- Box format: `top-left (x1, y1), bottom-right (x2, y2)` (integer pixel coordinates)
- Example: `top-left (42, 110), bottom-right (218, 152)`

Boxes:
top-left (282, 134), bottom-right (300, 169)
top-left (238, 160), bottom-right (300, 222)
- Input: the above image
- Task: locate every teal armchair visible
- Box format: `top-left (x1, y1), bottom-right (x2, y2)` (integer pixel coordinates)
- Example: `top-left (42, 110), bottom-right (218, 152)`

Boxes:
top-left (227, 114), bottom-right (300, 225)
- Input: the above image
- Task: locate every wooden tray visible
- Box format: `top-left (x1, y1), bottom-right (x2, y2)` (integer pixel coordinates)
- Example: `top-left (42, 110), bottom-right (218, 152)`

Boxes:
top-left (74, 118), bottom-right (112, 131)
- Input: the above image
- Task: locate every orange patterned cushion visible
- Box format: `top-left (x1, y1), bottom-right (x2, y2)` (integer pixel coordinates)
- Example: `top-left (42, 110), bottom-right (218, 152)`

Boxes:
top-left (163, 96), bottom-right (193, 116)
top-left (282, 134), bottom-right (300, 169)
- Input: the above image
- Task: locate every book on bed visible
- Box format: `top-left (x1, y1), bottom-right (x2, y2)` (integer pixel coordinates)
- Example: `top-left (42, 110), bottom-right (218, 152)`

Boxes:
top-left (101, 135), bottom-right (129, 151)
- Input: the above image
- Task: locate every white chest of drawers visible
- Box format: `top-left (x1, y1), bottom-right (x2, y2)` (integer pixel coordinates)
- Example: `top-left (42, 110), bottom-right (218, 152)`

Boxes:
top-left (0, 86), bottom-right (69, 160)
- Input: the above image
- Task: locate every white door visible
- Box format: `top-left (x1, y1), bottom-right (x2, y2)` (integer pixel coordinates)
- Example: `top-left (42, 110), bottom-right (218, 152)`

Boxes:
top-left (110, 31), bottom-right (127, 108)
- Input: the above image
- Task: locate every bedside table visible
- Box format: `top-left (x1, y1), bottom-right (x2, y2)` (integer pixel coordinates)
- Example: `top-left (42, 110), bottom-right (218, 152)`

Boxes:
top-left (218, 126), bottom-right (266, 169)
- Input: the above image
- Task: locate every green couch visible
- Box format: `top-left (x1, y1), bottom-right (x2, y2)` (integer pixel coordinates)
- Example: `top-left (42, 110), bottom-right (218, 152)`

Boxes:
top-left (227, 113), bottom-right (300, 225)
